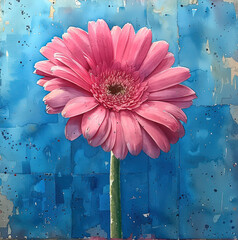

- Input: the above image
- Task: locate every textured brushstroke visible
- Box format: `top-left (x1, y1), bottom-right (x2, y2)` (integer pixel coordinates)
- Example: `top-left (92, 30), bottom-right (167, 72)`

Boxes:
top-left (223, 0), bottom-right (238, 18)
top-left (223, 56), bottom-right (238, 89)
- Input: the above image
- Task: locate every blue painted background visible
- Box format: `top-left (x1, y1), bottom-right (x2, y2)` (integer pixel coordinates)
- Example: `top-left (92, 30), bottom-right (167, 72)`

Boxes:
top-left (0, 0), bottom-right (238, 238)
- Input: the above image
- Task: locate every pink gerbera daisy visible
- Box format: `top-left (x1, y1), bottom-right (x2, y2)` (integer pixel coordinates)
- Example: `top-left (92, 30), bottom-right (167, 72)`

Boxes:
top-left (35, 19), bottom-right (196, 160)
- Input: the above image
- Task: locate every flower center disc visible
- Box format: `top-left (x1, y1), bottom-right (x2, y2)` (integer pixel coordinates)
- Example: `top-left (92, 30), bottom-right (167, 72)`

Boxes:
top-left (108, 84), bottom-right (125, 95)
top-left (91, 67), bottom-right (148, 111)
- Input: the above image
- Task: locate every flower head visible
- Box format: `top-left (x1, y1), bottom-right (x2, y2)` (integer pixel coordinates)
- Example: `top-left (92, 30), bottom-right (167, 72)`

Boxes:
top-left (35, 19), bottom-right (196, 159)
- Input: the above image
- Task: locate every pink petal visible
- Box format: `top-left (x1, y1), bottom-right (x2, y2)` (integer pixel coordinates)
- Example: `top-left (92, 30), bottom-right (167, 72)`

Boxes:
top-left (65, 115), bottom-right (83, 141)
top-left (81, 106), bottom-right (107, 140)
top-left (178, 121), bottom-right (185, 138)
top-left (34, 61), bottom-right (54, 76)
top-left (101, 111), bottom-right (117, 152)
top-left (88, 21), bottom-right (102, 66)
top-left (88, 110), bottom-right (111, 147)
top-left (170, 101), bottom-right (193, 109)
top-left (46, 37), bottom-right (77, 66)
top-left (120, 111), bottom-right (142, 156)
top-left (40, 37), bottom-right (73, 63)
top-left (34, 69), bottom-right (52, 77)
top-left (54, 53), bottom-right (92, 84)
top-left (147, 67), bottom-right (191, 92)
top-left (40, 76), bottom-right (52, 82)
top-left (141, 128), bottom-right (160, 159)
top-left (166, 94), bottom-right (197, 102)
top-left (37, 79), bottom-right (48, 86)
top-left (96, 19), bottom-right (114, 65)
top-left (67, 27), bottom-right (92, 57)
top-left (134, 101), bottom-right (180, 132)
top-left (115, 23), bottom-right (135, 63)
top-left (46, 105), bottom-right (64, 114)
top-left (147, 52), bottom-right (175, 78)
top-left (51, 66), bottom-right (91, 91)
top-left (126, 27), bottom-right (152, 69)
top-left (147, 101), bottom-right (187, 123)
top-left (62, 96), bottom-right (98, 118)
top-left (160, 121), bottom-right (185, 144)
top-left (160, 125), bottom-right (179, 144)
top-left (62, 32), bottom-right (89, 69)
top-left (112, 112), bottom-right (128, 160)
top-left (47, 37), bottom-right (72, 56)
top-left (135, 114), bottom-right (170, 152)
top-left (139, 41), bottom-right (169, 79)
top-left (111, 26), bottom-right (121, 58)
top-left (43, 87), bottom-right (89, 108)
top-left (120, 26), bottom-right (136, 64)
top-left (148, 84), bottom-right (195, 101)
top-left (44, 90), bottom-right (74, 108)
top-left (83, 52), bottom-right (97, 69)
top-left (43, 78), bottom-right (81, 91)
top-left (40, 46), bottom-right (59, 64)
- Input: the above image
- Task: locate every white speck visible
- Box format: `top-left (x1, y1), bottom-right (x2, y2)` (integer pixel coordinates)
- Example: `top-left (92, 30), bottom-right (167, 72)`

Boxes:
top-left (143, 213), bottom-right (150, 217)
top-left (16, 207), bottom-right (19, 215)
top-left (213, 214), bottom-right (221, 223)
top-left (75, 0), bottom-right (81, 7)
top-left (192, 8), bottom-right (197, 16)
top-left (8, 224), bottom-right (11, 236)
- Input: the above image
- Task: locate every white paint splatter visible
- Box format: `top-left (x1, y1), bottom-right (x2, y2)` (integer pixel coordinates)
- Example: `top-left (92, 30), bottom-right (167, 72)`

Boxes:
top-left (180, 0), bottom-right (198, 6)
top-left (75, 0), bottom-right (81, 7)
top-left (206, 39), bottom-right (211, 54)
top-left (213, 214), bottom-right (221, 223)
top-left (192, 8), bottom-right (197, 16)
top-left (230, 105), bottom-right (238, 124)
top-left (0, 194), bottom-right (14, 228)
top-left (86, 224), bottom-right (107, 238)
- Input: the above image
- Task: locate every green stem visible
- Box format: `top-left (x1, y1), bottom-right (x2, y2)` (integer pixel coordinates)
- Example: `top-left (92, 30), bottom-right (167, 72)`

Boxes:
top-left (110, 152), bottom-right (122, 239)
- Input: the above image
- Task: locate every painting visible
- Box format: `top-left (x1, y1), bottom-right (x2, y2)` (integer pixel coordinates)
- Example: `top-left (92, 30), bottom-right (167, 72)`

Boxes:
top-left (0, 0), bottom-right (238, 238)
